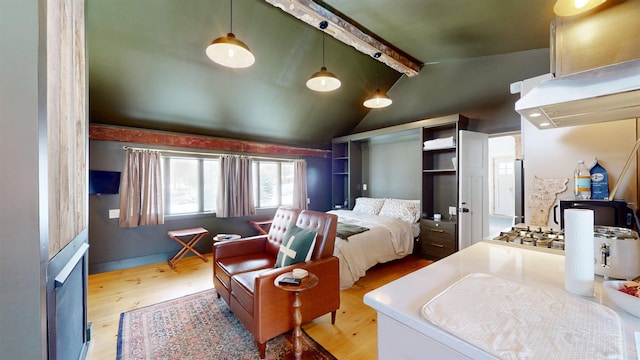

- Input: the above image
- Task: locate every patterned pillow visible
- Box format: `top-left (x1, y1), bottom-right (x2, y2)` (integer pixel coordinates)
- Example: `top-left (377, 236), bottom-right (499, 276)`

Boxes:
top-left (378, 199), bottom-right (421, 224)
top-left (275, 224), bottom-right (317, 268)
top-left (352, 197), bottom-right (386, 215)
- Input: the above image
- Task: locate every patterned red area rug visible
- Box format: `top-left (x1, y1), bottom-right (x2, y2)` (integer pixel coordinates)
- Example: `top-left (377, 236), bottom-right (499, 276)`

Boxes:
top-left (117, 289), bottom-right (336, 360)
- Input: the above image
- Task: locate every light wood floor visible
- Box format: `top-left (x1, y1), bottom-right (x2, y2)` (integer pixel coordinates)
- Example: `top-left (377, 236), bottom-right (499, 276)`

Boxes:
top-left (87, 254), bottom-right (432, 360)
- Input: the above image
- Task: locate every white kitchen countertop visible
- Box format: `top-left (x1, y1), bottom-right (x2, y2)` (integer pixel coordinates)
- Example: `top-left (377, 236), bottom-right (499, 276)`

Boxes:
top-left (363, 240), bottom-right (640, 359)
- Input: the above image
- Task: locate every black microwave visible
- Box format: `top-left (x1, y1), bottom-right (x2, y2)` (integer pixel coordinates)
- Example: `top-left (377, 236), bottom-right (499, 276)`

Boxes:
top-left (559, 200), bottom-right (636, 229)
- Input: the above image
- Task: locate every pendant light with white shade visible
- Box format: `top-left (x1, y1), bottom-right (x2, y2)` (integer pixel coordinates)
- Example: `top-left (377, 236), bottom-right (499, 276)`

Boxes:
top-left (363, 52), bottom-right (392, 109)
top-left (306, 21), bottom-right (341, 92)
top-left (206, 0), bottom-right (255, 68)
top-left (553, 0), bottom-right (606, 16)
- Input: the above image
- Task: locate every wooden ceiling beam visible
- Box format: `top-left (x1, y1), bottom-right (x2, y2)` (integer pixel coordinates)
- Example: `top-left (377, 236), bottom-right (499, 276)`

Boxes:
top-left (265, 0), bottom-right (422, 77)
top-left (89, 124), bottom-right (332, 158)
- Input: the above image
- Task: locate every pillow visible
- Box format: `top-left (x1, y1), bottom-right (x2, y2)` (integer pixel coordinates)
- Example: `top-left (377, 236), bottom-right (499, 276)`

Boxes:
top-left (352, 197), bottom-right (386, 215)
top-left (378, 198), bottom-right (420, 224)
top-left (275, 224), bottom-right (317, 268)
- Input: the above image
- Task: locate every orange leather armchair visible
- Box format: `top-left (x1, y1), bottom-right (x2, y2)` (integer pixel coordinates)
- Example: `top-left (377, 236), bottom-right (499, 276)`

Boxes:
top-left (213, 207), bottom-right (340, 359)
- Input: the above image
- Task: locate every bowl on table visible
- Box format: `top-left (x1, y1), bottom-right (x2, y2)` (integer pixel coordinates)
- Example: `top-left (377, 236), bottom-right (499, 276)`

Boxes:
top-left (603, 280), bottom-right (640, 318)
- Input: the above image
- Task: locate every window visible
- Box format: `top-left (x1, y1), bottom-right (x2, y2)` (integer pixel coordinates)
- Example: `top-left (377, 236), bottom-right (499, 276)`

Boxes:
top-left (164, 156), bottom-right (219, 215)
top-left (253, 160), bottom-right (294, 209)
top-left (498, 161), bottom-right (514, 175)
top-left (163, 155), bottom-right (294, 215)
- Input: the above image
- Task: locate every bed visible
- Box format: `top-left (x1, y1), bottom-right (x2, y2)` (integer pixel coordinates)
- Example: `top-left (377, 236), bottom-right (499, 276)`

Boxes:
top-left (328, 197), bottom-right (420, 289)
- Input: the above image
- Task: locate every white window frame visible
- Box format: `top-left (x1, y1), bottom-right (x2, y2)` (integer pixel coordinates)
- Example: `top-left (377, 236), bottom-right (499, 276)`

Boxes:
top-left (161, 154), bottom-right (295, 215)
top-left (253, 159), bottom-right (295, 209)
top-left (163, 155), bottom-right (220, 216)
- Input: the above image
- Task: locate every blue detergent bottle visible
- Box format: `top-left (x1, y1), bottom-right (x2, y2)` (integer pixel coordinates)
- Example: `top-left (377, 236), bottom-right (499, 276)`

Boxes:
top-left (590, 158), bottom-right (609, 200)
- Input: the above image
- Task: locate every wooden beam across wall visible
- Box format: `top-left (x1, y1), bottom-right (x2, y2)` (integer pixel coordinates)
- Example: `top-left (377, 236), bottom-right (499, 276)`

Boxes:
top-left (89, 124), bottom-right (332, 159)
top-left (265, 0), bottom-right (422, 77)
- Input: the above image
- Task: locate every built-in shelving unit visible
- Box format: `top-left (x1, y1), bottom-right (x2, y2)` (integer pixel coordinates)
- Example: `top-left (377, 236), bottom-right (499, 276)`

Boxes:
top-left (331, 114), bottom-right (468, 260)
top-left (416, 115), bottom-right (468, 260)
top-left (421, 122), bottom-right (460, 218)
top-left (331, 141), bottom-right (361, 209)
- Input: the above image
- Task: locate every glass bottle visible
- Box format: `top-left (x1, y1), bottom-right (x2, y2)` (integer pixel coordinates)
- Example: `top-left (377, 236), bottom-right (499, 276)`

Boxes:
top-left (574, 160), bottom-right (591, 199)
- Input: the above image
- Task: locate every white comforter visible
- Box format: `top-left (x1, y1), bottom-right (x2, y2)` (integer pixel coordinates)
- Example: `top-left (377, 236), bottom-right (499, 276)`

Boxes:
top-left (328, 210), bottom-right (415, 289)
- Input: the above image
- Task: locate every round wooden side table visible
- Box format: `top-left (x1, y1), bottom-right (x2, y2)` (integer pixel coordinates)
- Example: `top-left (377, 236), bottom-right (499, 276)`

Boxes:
top-left (213, 233), bottom-right (241, 242)
top-left (274, 271), bottom-right (319, 360)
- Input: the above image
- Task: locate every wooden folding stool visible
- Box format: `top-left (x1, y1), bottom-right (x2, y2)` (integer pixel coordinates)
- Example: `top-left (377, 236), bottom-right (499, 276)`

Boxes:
top-left (167, 227), bottom-right (209, 269)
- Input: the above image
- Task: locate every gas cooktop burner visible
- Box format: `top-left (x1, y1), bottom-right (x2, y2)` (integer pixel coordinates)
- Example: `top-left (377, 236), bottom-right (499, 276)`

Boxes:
top-left (492, 225), bottom-right (565, 250)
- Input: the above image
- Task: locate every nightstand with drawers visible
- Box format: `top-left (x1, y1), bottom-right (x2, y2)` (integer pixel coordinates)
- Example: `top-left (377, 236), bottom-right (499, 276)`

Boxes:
top-left (416, 219), bottom-right (456, 260)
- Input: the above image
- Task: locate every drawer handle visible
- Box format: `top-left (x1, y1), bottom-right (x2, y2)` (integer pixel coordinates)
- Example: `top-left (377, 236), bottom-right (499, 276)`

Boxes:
top-left (428, 242), bottom-right (445, 248)
top-left (429, 228), bottom-right (445, 233)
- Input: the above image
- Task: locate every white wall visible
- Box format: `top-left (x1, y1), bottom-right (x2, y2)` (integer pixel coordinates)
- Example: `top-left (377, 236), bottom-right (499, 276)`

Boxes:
top-left (521, 76), bottom-right (638, 227)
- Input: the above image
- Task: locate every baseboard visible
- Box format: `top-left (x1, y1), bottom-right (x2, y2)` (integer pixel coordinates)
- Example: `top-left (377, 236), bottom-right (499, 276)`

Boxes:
top-left (89, 251), bottom-right (210, 274)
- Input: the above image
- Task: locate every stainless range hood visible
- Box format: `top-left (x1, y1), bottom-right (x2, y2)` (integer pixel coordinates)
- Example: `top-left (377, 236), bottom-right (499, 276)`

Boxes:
top-left (515, 58), bottom-right (640, 129)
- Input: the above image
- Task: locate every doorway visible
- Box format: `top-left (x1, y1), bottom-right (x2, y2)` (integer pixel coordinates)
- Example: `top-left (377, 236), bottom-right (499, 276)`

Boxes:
top-left (488, 133), bottom-right (521, 236)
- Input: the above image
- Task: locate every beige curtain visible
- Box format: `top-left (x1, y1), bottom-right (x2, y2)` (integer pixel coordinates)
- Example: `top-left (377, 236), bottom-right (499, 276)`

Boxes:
top-left (216, 155), bottom-right (255, 217)
top-left (119, 149), bottom-right (164, 227)
top-left (293, 159), bottom-right (308, 210)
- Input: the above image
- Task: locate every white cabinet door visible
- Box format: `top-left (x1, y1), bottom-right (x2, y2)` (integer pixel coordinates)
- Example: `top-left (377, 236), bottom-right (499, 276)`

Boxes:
top-left (458, 130), bottom-right (489, 250)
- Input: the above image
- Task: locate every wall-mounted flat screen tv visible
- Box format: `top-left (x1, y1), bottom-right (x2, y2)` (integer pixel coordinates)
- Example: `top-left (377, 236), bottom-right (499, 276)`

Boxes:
top-left (89, 170), bottom-right (121, 195)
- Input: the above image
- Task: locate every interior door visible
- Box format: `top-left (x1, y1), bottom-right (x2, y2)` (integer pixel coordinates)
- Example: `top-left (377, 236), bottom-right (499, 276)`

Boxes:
top-left (493, 156), bottom-right (515, 216)
top-left (458, 130), bottom-right (489, 250)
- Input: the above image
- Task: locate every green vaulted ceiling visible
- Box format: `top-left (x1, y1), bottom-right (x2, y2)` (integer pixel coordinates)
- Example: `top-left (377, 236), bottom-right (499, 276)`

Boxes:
top-left (87, 0), bottom-right (557, 149)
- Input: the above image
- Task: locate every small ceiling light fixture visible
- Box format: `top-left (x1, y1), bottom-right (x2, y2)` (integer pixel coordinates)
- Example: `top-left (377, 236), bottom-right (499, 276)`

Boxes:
top-left (306, 21), bottom-right (341, 92)
top-left (553, 0), bottom-right (606, 16)
top-left (206, 0), bottom-right (255, 68)
top-left (363, 53), bottom-right (392, 109)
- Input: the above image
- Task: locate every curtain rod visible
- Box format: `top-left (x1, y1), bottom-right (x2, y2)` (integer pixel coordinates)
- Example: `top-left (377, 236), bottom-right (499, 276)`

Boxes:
top-left (121, 146), bottom-right (300, 162)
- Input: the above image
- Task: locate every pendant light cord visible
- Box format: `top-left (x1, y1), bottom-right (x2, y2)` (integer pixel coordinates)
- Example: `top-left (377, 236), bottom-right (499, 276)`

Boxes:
top-left (229, 0), bottom-right (233, 33)
top-left (374, 52), bottom-right (382, 89)
top-left (322, 32), bottom-right (326, 67)
top-left (319, 21), bottom-right (328, 68)
top-left (375, 60), bottom-right (379, 89)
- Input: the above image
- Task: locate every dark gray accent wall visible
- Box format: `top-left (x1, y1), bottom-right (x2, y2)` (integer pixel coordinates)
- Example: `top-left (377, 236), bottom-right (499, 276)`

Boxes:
top-left (362, 130), bottom-right (422, 200)
top-left (88, 139), bottom-right (331, 273)
top-left (355, 49), bottom-right (552, 135)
